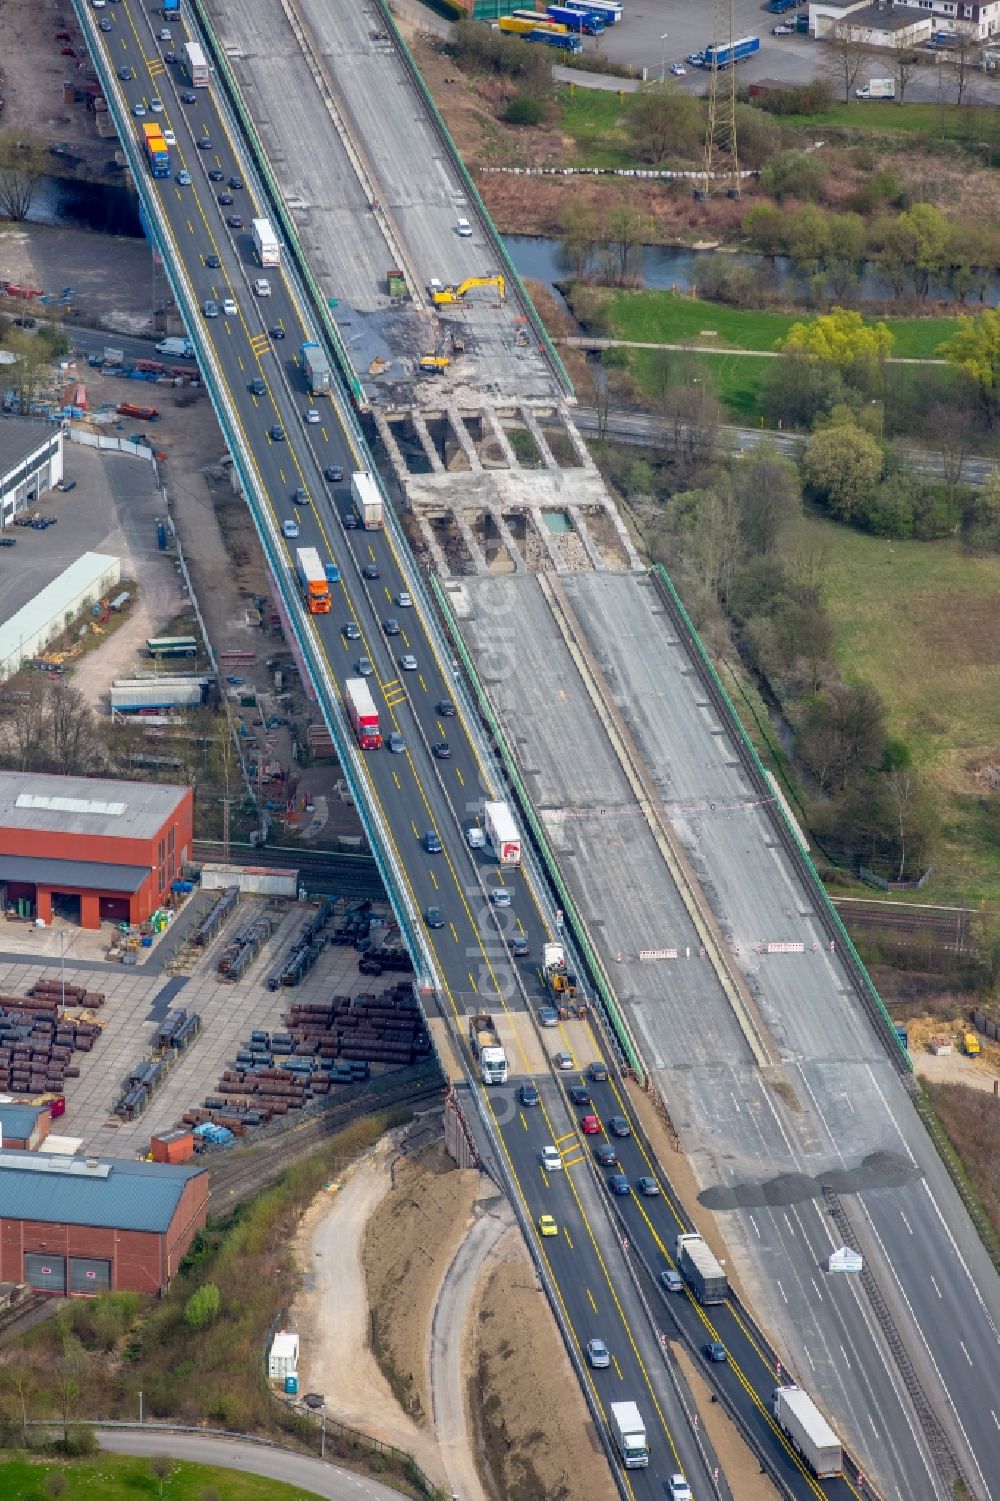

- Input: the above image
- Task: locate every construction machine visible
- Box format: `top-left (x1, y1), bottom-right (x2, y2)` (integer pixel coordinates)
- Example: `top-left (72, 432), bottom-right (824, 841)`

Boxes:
top-left (429, 274), bottom-right (505, 306)
top-left (542, 941), bottom-right (577, 1001)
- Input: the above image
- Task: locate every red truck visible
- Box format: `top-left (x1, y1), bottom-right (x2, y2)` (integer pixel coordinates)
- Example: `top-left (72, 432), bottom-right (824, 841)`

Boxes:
top-left (117, 402), bottom-right (160, 421)
top-left (345, 677), bottom-right (381, 750)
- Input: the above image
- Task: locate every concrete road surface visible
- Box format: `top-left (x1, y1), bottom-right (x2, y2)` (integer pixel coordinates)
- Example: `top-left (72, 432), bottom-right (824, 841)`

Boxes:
top-left (96, 1428), bottom-right (402, 1501)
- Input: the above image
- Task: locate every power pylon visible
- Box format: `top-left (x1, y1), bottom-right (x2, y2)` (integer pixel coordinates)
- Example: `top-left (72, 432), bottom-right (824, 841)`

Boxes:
top-left (699, 0), bottom-right (741, 200)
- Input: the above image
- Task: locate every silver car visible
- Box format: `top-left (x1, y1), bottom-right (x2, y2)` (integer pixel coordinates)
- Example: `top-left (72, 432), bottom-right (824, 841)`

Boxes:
top-left (586, 1338), bottom-right (610, 1369)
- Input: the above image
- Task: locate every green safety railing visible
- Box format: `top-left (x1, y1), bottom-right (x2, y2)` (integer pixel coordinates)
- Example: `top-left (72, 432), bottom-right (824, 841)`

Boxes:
top-left (189, 0), bottom-right (367, 415)
top-left (372, 0), bottom-right (575, 398)
top-left (652, 566), bottom-right (910, 1070)
top-left (430, 577), bottom-right (644, 1082)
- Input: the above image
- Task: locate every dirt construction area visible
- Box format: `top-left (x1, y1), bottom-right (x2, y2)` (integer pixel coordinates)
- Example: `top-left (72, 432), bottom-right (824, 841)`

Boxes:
top-left (290, 1128), bottom-right (614, 1501)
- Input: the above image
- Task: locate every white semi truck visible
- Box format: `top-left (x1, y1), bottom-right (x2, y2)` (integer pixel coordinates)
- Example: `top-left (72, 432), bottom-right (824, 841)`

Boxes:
top-left (468, 1013), bottom-right (507, 1084)
top-left (484, 800), bottom-right (521, 866)
top-left (609, 1401), bottom-right (648, 1468)
top-left (772, 1386), bottom-right (842, 1479)
top-left (350, 470), bottom-right (384, 530)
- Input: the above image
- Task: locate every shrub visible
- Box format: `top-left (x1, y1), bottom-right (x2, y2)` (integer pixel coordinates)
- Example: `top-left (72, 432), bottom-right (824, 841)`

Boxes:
top-left (184, 1282), bottom-right (221, 1330)
top-left (504, 95), bottom-right (544, 127)
top-left (761, 149), bottom-right (828, 204)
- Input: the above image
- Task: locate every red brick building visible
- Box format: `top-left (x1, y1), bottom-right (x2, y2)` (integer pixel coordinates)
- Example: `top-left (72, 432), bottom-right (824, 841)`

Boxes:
top-left (0, 1151), bottom-right (208, 1296)
top-left (0, 772), bottom-right (193, 930)
top-left (0, 1103), bottom-right (52, 1150)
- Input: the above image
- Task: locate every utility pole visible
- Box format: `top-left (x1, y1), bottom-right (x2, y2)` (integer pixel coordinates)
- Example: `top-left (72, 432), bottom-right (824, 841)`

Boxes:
top-left (699, 0), bottom-right (741, 201)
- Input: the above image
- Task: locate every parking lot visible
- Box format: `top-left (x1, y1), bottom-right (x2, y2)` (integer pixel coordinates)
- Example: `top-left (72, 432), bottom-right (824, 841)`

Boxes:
top-left (0, 895), bottom-right (400, 1156)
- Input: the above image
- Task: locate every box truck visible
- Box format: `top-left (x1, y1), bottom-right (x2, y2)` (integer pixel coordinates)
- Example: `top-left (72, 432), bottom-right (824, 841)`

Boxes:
top-left (350, 470), bottom-right (383, 530)
top-left (772, 1386), bottom-right (843, 1479)
top-left (484, 800), bottom-right (521, 866)
top-left (156, 336), bottom-right (194, 359)
top-left (295, 547), bottom-right (331, 614)
top-left (301, 341), bottom-right (331, 397)
top-left (856, 78), bottom-right (895, 99)
top-left (675, 1233), bottom-right (728, 1304)
top-left (609, 1401), bottom-right (648, 1468)
top-left (345, 677), bottom-right (381, 749)
top-left (252, 218), bottom-right (281, 267)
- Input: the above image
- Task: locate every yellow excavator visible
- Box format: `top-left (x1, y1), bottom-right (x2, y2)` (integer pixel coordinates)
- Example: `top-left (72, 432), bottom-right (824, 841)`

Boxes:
top-left (430, 274), bottom-right (505, 306)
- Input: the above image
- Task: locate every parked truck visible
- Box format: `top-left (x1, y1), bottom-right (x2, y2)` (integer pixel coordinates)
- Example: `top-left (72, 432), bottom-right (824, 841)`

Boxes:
top-left (856, 78), bottom-right (895, 99)
top-left (484, 800), bottom-right (521, 866)
top-left (469, 1013), bottom-right (508, 1084)
top-left (110, 678), bottom-right (208, 712)
top-left (772, 1386), bottom-right (843, 1479)
top-left (527, 29), bottom-right (583, 51)
top-left (675, 1233), bottom-right (728, 1304)
top-left (350, 470), bottom-right (383, 530)
top-left (345, 676), bottom-right (381, 749)
top-left (155, 336), bottom-right (194, 359)
top-left (251, 217), bottom-right (281, 267)
top-left (703, 34), bottom-right (760, 67)
top-left (301, 341), bottom-right (331, 397)
top-left (609, 1401), bottom-right (648, 1468)
top-left (295, 547), bottom-right (331, 614)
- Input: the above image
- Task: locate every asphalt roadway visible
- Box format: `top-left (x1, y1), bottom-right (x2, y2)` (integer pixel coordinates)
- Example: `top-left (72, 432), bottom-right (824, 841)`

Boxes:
top-left (83, 5), bottom-right (717, 1497)
top-left (95, 1427), bottom-right (400, 1500)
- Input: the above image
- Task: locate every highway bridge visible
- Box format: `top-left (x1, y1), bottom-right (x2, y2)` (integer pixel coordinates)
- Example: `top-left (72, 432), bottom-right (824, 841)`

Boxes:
top-left (74, 1), bottom-right (1000, 1498)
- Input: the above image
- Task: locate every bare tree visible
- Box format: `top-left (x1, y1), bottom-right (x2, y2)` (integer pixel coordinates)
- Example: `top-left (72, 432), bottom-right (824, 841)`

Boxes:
top-left (824, 22), bottom-right (871, 103)
top-left (929, 401), bottom-right (976, 497)
top-left (0, 1349), bottom-right (43, 1446)
top-left (46, 682), bottom-right (101, 776)
top-left (952, 35), bottom-right (978, 105)
top-left (890, 37), bottom-right (920, 103)
top-left (663, 380), bottom-right (721, 472)
top-left (885, 766), bottom-right (916, 881)
top-left (50, 1347), bottom-right (88, 1446)
top-left (0, 673), bottom-right (49, 770)
top-left (0, 131), bottom-right (46, 220)
top-left (148, 1454), bottom-right (175, 1499)
top-left (602, 194), bottom-right (650, 286)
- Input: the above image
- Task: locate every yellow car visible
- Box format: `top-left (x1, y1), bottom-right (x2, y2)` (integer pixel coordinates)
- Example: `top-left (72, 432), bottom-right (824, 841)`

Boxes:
top-left (539, 1214), bottom-right (558, 1238)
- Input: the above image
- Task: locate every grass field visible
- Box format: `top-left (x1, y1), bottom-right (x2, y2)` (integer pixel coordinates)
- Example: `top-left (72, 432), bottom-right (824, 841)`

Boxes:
top-left (0, 1454), bottom-right (322, 1501)
top-left (786, 511), bottom-right (1000, 907)
top-left (784, 99), bottom-right (1000, 145)
top-left (599, 291), bottom-right (961, 359)
top-left (627, 346), bottom-right (770, 420)
top-left (555, 87), bottom-right (641, 169)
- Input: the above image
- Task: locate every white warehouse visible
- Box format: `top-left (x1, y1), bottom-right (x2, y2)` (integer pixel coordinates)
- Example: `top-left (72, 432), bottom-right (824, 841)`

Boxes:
top-left (0, 417), bottom-right (64, 527)
top-left (0, 552), bottom-right (122, 680)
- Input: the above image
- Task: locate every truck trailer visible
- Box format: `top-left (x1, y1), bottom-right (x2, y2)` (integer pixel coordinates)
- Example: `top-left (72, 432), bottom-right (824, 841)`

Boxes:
top-left (675, 1233), bottom-right (728, 1304)
top-left (301, 341), bottom-right (331, 397)
top-left (703, 34), bottom-right (760, 67)
top-left (350, 470), bottom-right (383, 530)
top-left (110, 678), bottom-right (208, 712)
top-left (251, 218), bottom-right (281, 267)
top-left (345, 676), bottom-right (381, 749)
top-left (772, 1386), bottom-right (843, 1478)
top-left (484, 800), bottom-right (521, 866)
top-left (528, 29), bottom-right (583, 50)
top-left (295, 547), bottom-right (331, 614)
top-left (609, 1401), bottom-right (648, 1468)
top-left (468, 1013), bottom-right (508, 1084)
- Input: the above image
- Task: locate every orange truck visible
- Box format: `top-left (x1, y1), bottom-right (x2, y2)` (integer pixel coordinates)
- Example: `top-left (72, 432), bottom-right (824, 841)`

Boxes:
top-left (295, 547), bottom-right (331, 613)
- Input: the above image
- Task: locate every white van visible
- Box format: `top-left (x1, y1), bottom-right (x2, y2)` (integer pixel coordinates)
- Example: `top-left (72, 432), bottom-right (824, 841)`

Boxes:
top-left (466, 825), bottom-right (486, 850)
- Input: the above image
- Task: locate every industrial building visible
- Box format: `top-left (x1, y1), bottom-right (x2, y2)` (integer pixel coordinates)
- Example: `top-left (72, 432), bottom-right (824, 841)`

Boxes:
top-left (0, 551), bottom-right (122, 681)
top-left (810, 0), bottom-right (934, 45)
top-left (0, 417), bottom-right (64, 528)
top-left (0, 1102), bottom-right (52, 1151)
top-left (0, 771), bottom-right (193, 929)
top-left (0, 1151), bottom-right (208, 1295)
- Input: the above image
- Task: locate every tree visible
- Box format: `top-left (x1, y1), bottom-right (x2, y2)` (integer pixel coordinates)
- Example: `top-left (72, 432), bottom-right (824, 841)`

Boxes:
top-left (862, 474), bottom-right (915, 538)
top-left (732, 443), bottom-right (801, 555)
top-left (889, 37), bottom-right (920, 104)
top-left (602, 195), bottom-right (651, 285)
top-left (0, 130), bottom-right (46, 220)
top-left (662, 377), bottom-right (721, 473)
top-left (802, 421), bottom-right (883, 521)
top-left (0, 1350), bottom-right (42, 1446)
top-left (628, 88), bottom-right (701, 165)
top-left (952, 35), bottom-right (977, 106)
top-left (798, 682), bottom-right (887, 791)
top-left (761, 150), bottom-right (828, 204)
top-left (0, 672), bottom-right (48, 770)
top-left (824, 21), bottom-right (871, 103)
top-left (761, 350), bottom-right (847, 432)
top-left (896, 202), bottom-right (951, 296)
top-left (557, 199), bottom-right (600, 282)
top-left (941, 309), bottom-right (1000, 420)
top-left (149, 1454), bottom-right (175, 1499)
top-left (785, 205), bottom-right (831, 272)
top-left (50, 1346), bottom-right (88, 1446)
top-left (779, 307), bottom-right (894, 376)
top-left (929, 401), bottom-right (976, 498)
top-left (46, 682), bottom-right (102, 777)
top-left (184, 1282), bottom-right (221, 1330)
top-left (666, 485), bottom-right (742, 604)
top-left (963, 472), bottom-right (1000, 554)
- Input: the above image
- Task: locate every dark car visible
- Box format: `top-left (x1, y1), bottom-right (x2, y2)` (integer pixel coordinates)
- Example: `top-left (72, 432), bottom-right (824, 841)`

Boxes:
top-left (343, 622), bottom-right (361, 641)
top-left (270, 425), bottom-right (285, 442)
top-left (208, 168), bottom-right (224, 182)
top-left (703, 1341), bottom-right (728, 1363)
top-left (383, 618), bottom-right (400, 636)
top-left (588, 1061), bottom-right (609, 1083)
top-left (607, 1116), bottom-right (631, 1139)
top-left (509, 935), bottom-right (529, 958)
top-left (269, 326), bottom-right (286, 340)
top-left (362, 563), bottom-right (380, 581)
top-left (181, 90), bottom-right (198, 103)
top-left (432, 741), bottom-right (452, 759)
top-left (422, 831), bottom-right (442, 853)
top-left (593, 1142), bottom-right (617, 1169)
top-left (217, 192), bottom-right (234, 206)
top-left (99, 19), bottom-right (113, 30)
top-left (607, 1173), bottom-right (631, 1197)
top-left (118, 66), bottom-right (134, 80)
top-left (196, 137), bottom-right (214, 150)
top-left (519, 1082), bottom-right (540, 1108)
top-left (204, 253), bottom-right (221, 269)
top-left (0, 536), bottom-right (16, 547)
top-left (568, 1084), bottom-right (590, 1108)
top-left (229, 175), bottom-right (244, 189)
top-left (324, 465), bottom-right (345, 483)
top-left (636, 1176), bottom-right (660, 1197)
top-left (248, 378), bottom-right (265, 397)
top-left (164, 50), bottom-right (177, 63)
top-left (226, 215), bottom-right (244, 230)
top-left (436, 699), bottom-right (456, 717)
top-left (424, 905), bottom-right (444, 929)
top-left (343, 509), bottom-right (359, 529)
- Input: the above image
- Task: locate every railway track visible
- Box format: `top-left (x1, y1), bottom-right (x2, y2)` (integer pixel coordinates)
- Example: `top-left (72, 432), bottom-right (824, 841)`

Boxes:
top-left (834, 897), bottom-right (981, 948)
top-left (0, 1292), bottom-right (55, 1346)
top-left (191, 841), bottom-right (385, 899)
top-left (205, 1062), bottom-right (443, 1209)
